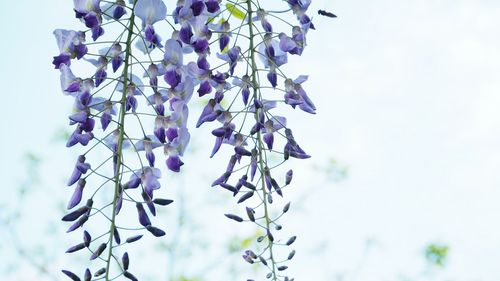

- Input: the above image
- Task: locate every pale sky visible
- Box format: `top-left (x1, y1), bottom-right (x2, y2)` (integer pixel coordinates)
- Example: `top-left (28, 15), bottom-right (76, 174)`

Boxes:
top-left (1, 1), bottom-right (500, 280)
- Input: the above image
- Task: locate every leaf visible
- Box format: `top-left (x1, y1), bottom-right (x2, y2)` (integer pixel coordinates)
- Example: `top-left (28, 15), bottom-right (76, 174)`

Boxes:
top-left (226, 3), bottom-right (246, 20)
top-left (425, 243), bottom-right (449, 266)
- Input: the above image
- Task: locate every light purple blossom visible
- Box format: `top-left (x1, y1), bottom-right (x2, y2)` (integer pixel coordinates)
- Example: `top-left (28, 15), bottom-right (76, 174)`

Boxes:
top-left (135, 135), bottom-right (163, 167)
top-left (134, 0), bottom-right (167, 26)
top-left (284, 75), bottom-right (316, 114)
top-left (102, 1), bottom-right (127, 20)
top-left (53, 29), bottom-right (87, 68)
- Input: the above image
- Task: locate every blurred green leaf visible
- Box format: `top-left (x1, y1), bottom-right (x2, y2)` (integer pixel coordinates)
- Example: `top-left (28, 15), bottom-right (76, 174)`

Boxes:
top-left (24, 152), bottom-right (41, 164)
top-left (226, 3), bottom-right (246, 20)
top-left (425, 243), bottom-right (449, 266)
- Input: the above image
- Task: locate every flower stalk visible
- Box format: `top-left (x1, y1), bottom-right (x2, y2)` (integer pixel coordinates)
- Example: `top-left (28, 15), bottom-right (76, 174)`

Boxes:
top-left (104, 2), bottom-right (137, 279)
top-left (246, 0), bottom-right (278, 278)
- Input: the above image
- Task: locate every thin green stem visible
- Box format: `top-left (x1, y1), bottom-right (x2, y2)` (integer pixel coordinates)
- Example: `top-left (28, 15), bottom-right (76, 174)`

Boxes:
top-left (104, 2), bottom-right (137, 279)
top-left (246, 0), bottom-right (278, 280)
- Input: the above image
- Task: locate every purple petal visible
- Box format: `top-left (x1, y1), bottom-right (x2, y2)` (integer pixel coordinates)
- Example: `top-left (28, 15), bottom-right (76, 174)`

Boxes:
top-left (166, 127), bottom-right (178, 142)
top-left (235, 146), bottom-right (252, 156)
top-left (193, 39), bottom-right (209, 54)
top-left (279, 33), bottom-right (297, 52)
top-left (66, 242), bottom-right (86, 253)
top-left (197, 80), bottom-right (212, 96)
top-left (242, 86), bottom-right (250, 105)
top-left (53, 53), bottom-right (71, 69)
top-left (210, 136), bottom-right (223, 158)
top-left (166, 155), bottom-right (184, 172)
top-left (125, 175), bottom-right (141, 189)
top-left (263, 132), bottom-right (274, 150)
top-left (164, 69), bottom-right (181, 87)
top-left (267, 71), bottom-right (277, 88)
top-left (66, 215), bottom-right (89, 232)
top-left (205, 0), bottom-right (220, 13)
top-left (61, 270), bottom-right (80, 281)
top-left (67, 168), bottom-right (82, 186)
top-left (191, 0), bottom-right (205, 16)
top-left (83, 231), bottom-right (91, 247)
top-left (84, 269), bottom-right (91, 281)
top-left (67, 179), bottom-right (86, 209)
top-left (91, 27), bottom-right (104, 41)
top-left (112, 57), bottom-right (123, 73)
top-left (219, 34), bottom-right (230, 51)
top-left (126, 235), bottom-right (143, 243)
top-left (179, 24), bottom-right (193, 44)
top-left (146, 151), bottom-right (155, 167)
top-left (196, 100), bottom-right (216, 128)
top-left (146, 225), bottom-right (166, 237)
top-left (95, 68), bottom-right (107, 87)
top-left (285, 169), bottom-right (293, 185)
top-left (154, 127), bottom-right (166, 143)
top-left (113, 5), bottom-right (126, 19)
top-left (136, 203), bottom-right (151, 226)
top-left (134, 0), bottom-right (167, 25)
top-left (197, 55), bottom-right (210, 70)
top-left (211, 172), bottom-right (230, 187)
top-left (250, 150), bottom-right (257, 181)
top-left (84, 12), bottom-right (100, 28)
top-left (69, 111), bottom-right (88, 124)
top-left (61, 206), bottom-right (88, 222)
top-left (65, 81), bottom-right (81, 92)
top-left (101, 112), bottom-right (112, 131)
top-left (122, 252), bottom-right (130, 270)
top-left (163, 39), bottom-right (183, 65)
top-left (90, 243), bottom-right (107, 260)
top-left (126, 95), bottom-right (138, 112)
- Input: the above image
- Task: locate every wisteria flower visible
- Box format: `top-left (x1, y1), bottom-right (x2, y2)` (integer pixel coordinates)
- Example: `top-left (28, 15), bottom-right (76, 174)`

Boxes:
top-left (134, 0), bottom-right (166, 27)
top-left (53, 29), bottom-right (87, 68)
top-left (135, 135), bottom-right (163, 167)
top-left (284, 75), bottom-right (316, 114)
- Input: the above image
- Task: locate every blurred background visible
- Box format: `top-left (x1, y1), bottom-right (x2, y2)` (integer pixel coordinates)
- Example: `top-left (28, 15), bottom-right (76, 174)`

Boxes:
top-left (1, 0), bottom-right (500, 280)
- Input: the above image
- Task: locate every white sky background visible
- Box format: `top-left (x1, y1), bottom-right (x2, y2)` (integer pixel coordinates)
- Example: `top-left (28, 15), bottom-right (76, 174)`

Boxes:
top-left (1, 0), bottom-right (500, 280)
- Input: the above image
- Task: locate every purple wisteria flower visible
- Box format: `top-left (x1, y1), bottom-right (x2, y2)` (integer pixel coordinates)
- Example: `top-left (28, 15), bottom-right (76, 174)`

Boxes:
top-left (135, 0), bottom-right (167, 48)
top-left (53, 29), bottom-right (87, 68)
top-left (278, 26), bottom-right (306, 55)
top-left (102, 0), bottom-right (127, 20)
top-left (259, 35), bottom-right (288, 87)
top-left (73, 0), bottom-right (105, 40)
top-left (284, 75), bottom-right (316, 114)
top-left (216, 46), bottom-right (241, 75)
top-left (55, 0), bottom-right (321, 280)
top-left (135, 135), bottom-right (162, 167)
top-left (98, 44), bottom-right (124, 73)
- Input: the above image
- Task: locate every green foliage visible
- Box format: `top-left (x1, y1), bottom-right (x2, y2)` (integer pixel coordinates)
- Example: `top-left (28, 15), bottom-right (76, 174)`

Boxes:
top-left (425, 243), bottom-right (449, 266)
top-left (225, 3), bottom-right (246, 20)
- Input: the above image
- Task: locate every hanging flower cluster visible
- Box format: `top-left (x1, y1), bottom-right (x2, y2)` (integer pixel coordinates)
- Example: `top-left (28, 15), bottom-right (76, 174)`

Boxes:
top-left (191, 0), bottom-right (316, 280)
top-left (53, 0), bottom-right (194, 279)
top-left (54, 0), bottom-right (322, 280)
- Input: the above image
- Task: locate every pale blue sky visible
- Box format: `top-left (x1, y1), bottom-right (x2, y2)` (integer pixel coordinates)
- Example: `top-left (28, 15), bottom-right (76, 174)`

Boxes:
top-left (1, 1), bottom-right (500, 280)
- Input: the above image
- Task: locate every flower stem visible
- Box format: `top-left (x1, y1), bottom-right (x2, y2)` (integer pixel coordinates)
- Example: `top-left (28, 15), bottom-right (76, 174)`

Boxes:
top-left (246, 0), bottom-right (278, 279)
top-left (104, 2), bottom-right (136, 280)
